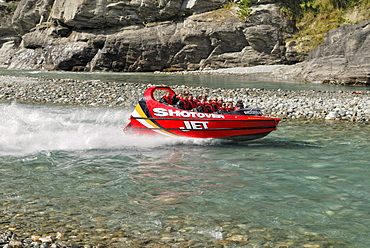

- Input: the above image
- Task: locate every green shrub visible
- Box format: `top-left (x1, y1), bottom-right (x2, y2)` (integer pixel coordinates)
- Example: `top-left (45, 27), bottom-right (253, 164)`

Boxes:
top-left (5, 2), bottom-right (19, 14)
top-left (237, 0), bottom-right (252, 21)
top-left (283, 0), bottom-right (370, 53)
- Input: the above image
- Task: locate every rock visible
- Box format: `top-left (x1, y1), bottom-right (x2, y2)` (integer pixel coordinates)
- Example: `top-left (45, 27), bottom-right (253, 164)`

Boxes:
top-left (0, 3), bottom-right (21, 66)
top-left (39, 236), bottom-right (53, 243)
top-left (273, 20), bottom-right (370, 85)
top-left (244, 24), bottom-right (279, 54)
top-left (50, 0), bottom-right (228, 29)
top-left (31, 235), bottom-right (42, 242)
top-left (12, 0), bottom-right (54, 35)
top-left (285, 40), bottom-right (306, 64)
top-left (55, 232), bottom-right (64, 240)
top-left (0, 4), bottom-right (17, 37)
top-left (8, 240), bottom-right (23, 248)
top-left (325, 111), bottom-right (340, 120)
top-left (0, 40), bottom-right (19, 66)
top-left (227, 234), bottom-right (249, 242)
top-left (8, 29), bottom-right (105, 70)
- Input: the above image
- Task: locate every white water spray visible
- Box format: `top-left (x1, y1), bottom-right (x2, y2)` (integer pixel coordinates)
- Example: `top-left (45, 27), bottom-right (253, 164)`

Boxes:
top-left (0, 102), bottom-right (217, 156)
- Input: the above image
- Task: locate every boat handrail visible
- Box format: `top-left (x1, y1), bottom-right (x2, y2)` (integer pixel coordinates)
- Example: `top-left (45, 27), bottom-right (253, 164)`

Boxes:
top-left (144, 85), bottom-right (176, 102)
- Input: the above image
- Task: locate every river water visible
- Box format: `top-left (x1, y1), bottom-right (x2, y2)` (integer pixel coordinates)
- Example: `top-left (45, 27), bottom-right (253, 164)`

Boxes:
top-left (1, 67), bottom-right (370, 91)
top-left (1, 70), bottom-right (370, 247)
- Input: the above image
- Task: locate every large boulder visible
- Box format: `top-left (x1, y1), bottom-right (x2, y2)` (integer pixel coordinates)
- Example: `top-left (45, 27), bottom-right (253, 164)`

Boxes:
top-left (273, 20), bottom-right (370, 85)
top-left (8, 29), bottom-right (105, 70)
top-left (198, 3), bottom-right (293, 69)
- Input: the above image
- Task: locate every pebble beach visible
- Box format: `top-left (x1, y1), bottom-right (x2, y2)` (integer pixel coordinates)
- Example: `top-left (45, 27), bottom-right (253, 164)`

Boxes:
top-left (0, 72), bottom-right (369, 122)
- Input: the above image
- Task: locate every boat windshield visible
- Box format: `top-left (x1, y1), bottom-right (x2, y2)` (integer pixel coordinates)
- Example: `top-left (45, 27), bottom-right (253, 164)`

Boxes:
top-left (225, 108), bottom-right (263, 116)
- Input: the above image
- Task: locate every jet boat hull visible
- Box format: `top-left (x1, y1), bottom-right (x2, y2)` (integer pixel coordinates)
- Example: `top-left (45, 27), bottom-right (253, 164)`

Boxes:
top-left (124, 86), bottom-right (280, 141)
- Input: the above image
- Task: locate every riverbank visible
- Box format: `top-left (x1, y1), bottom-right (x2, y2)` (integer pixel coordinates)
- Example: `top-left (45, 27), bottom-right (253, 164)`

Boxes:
top-left (157, 65), bottom-right (289, 75)
top-left (1, 75), bottom-right (369, 122)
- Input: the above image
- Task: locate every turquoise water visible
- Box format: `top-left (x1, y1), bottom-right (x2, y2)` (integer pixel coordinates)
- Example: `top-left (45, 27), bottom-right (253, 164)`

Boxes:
top-left (1, 102), bottom-right (370, 246)
top-left (1, 67), bottom-right (369, 91)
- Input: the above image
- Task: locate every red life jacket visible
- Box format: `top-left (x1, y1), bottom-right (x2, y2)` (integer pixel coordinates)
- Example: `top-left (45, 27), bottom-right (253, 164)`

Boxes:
top-left (172, 95), bottom-right (180, 105)
top-left (177, 99), bottom-right (191, 110)
top-left (218, 106), bottom-right (226, 113)
top-left (204, 103), bottom-right (216, 112)
top-left (210, 101), bottom-right (219, 111)
top-left (160, 95), bottom-right (172, 105)
top-left (189, 100), bottom-right (198, 109)
top-left (196, 102), bottom-right (212, 113)
top-left (225, 107), bottom-right (234, 112)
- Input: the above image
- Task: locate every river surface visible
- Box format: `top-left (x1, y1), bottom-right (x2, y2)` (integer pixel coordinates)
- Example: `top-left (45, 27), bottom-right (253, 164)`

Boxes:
top-left (1, 70), bottom-right (370, 247)
top-left (2, 67), bottom-right (370, 91)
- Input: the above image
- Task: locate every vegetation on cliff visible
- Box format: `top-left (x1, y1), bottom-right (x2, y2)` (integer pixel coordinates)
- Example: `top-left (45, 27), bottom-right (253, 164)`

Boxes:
top-left (236, 0), bottom-right (253, 21)
top-left (280, 0), bottom-right (370, 53)
top-left (0, 0), bottom-right (19, 14)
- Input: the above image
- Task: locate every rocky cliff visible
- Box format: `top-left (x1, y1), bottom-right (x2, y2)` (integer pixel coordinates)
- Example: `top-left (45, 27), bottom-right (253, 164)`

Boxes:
top-left (0, 1), bottom-right (20, 65)
top-left (272, 20), bottom-right (370, 85)
top-left (0, 0), bottom-right (298, 72)
top-left (1, 0), bottom-right (369, 86)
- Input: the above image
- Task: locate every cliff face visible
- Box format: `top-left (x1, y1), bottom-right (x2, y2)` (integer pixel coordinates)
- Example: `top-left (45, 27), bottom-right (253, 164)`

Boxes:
top-left (0, 0), bottom-right (298, 71)
top-left (2, 0), bottom-right (369, 85)
top-left (0, 2), bottom-right (20, 65)
top-left (273, 20), bottom-right (370, 85)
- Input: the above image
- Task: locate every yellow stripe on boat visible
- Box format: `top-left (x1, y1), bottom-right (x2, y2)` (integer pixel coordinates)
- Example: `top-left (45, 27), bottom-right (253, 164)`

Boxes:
top-left (132, 104), bottom-right (176, 137)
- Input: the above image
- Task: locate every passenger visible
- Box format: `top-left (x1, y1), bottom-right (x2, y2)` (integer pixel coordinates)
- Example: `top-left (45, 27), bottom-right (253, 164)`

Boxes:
top-left (217, 100), bottom-right (227, 113)
top-left (197, 93), bottom-right (217, 112)
top-left (200, 93), bottom-right (208, 101)
top-left (234, 100), bottom-right (244, 111)
top-left (196, 98), bottom-right (213, 113)
top-left (188, 94), bottom-right (198, 110)
top-left (176, 93), bottom-right (192, 110)
top-left (204, 100), bottom-right (216, 113)
top-left (191, 94), bottom-right (200, 103)
top-left (159, 91), bottom-right (173, 105)
top-left (172, 91), bottom-right (181, 105)
top-left (210, 97), bottom-right (219, 112)
top-left (225, 101), bottom-right (234, 112)
top-left (217, 98), bottom-right (224, 108)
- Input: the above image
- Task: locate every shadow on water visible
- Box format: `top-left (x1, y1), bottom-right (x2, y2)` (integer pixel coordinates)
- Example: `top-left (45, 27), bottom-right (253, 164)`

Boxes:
top-left (241, 138), bottom-right (322, 149)
top-left (163, 136), bottom-right (322, 150)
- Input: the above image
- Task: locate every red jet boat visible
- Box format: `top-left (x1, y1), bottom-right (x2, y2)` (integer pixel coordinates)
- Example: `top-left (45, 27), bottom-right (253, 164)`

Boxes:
top-left (123, 85), bottom-right (280, 141)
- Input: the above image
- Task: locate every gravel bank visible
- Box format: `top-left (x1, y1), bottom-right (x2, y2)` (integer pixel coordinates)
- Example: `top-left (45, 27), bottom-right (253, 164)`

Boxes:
top-left (158, 65), bottom-right (289, 75)
top-left (1, 75), bottom-right (370, 122)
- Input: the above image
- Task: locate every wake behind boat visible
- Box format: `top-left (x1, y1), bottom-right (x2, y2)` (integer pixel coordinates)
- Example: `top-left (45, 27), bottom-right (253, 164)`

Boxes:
top-left (123, 85), bottom-right (280, 141)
